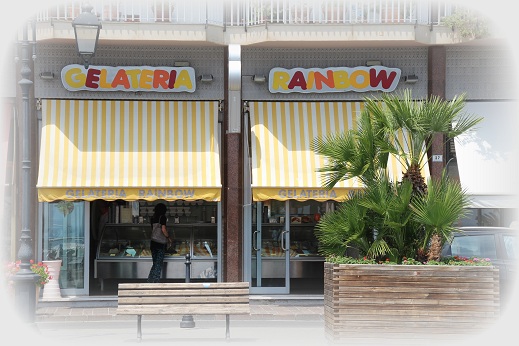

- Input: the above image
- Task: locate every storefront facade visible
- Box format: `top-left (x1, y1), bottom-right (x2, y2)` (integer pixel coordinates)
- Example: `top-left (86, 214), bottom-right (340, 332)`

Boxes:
top-left (32, 44), bottom-right (226, 295)
top-left (5, 2), bottom-right (517, 297)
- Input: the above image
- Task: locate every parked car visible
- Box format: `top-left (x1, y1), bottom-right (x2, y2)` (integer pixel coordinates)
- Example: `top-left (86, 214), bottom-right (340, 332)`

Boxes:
top-left (442, 226), bottom-right (518, 312)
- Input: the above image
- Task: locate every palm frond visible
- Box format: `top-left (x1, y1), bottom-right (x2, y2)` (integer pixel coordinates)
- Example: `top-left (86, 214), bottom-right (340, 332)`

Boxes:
top-left (410, 171), bottom-right (471, 248)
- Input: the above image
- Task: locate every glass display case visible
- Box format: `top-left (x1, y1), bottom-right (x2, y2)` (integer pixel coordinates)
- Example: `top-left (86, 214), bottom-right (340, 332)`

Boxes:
top-left (257, 223), bottom-right (320, 258)
top-left (95, 223), bottom-right (217, 279)
top-left (251, 200), bottom-right (335, 279)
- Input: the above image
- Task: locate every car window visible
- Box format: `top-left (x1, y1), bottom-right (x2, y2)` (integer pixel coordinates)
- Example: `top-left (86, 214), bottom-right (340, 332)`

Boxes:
top-left (450, 234), bottom-right (497, 259)
top-left (503, 235), bottom-right (518, 260)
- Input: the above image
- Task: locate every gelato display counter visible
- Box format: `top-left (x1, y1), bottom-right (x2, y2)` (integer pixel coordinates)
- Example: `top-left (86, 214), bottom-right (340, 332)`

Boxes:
top-left (94, 223), bottom-right (217, 279)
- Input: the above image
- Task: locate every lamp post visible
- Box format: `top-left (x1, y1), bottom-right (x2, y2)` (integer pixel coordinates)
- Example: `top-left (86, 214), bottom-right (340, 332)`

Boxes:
top-left (12, 19), bottom-right (39, 323)
top-left (72, 3), bottom-right (102, 68)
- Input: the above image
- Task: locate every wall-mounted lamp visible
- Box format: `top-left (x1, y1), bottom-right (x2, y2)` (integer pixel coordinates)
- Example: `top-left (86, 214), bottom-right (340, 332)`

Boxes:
top-left (403, 74), bottom-right (419, 84)
top-left (174, 61), bottom-right (190, 67)
top-left (366, 60), bottom-right (381, 66)
top-left (39, 72), bottom-right (55, 80)
top-left (72, 4), bottom-right (102, 69)
top-left (252, 75), bottom-right (266, 83)
top-left (199, 74), bottom-right (214, 82)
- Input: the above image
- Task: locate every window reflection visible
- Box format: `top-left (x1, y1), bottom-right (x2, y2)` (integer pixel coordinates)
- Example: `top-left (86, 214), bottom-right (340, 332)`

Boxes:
top-left (43, 201), bottom-right (85, 290)
top-left (503, 235), bottom-right (518, 260)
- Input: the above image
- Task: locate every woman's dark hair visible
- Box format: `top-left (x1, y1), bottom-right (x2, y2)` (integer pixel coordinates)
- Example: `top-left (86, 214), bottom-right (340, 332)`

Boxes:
top-left (153, 203), bottom-right (167, 216)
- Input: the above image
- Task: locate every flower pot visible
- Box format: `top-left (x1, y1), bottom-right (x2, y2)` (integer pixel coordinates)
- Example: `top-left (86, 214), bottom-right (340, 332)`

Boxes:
top-left (324, 262), bottom-right (500, 343)
top-left (42, 260), bottom-right (62, 299)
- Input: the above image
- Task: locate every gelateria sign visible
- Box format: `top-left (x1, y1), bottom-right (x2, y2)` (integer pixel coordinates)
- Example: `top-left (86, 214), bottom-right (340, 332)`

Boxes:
top-left (61, 64), bottom-right (196, 92)
top-left (37, 187), bottom-right (221, 202)
top-left (268, 66), bottom-right (401, 93)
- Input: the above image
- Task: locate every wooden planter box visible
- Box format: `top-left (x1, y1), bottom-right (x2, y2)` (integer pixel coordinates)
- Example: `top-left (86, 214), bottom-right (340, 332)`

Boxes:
top-left (324, 262), bottom-right (500, 344)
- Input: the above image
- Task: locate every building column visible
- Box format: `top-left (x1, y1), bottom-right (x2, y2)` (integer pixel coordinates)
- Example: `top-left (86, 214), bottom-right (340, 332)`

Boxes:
top-left (222, 45), bottom-right (243, 282)
top-left (427, 46), bottom-right (447, 180)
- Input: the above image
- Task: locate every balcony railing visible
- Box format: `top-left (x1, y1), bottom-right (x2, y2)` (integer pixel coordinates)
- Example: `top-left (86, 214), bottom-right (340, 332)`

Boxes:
top-left (35, 0), bottom-right (471, 28)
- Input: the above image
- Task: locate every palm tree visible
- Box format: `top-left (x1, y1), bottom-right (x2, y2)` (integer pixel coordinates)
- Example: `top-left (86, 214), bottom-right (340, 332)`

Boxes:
top-left (364, 89), bottom-right (481, 195)
top-left (312, 90), bottom-right (482, 261)
top-left (410, 171), bottom-right (471, 261)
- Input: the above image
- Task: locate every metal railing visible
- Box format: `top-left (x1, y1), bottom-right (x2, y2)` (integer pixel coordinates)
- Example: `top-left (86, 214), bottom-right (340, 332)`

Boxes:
top-left (34, 0), bottom-right (468, 27)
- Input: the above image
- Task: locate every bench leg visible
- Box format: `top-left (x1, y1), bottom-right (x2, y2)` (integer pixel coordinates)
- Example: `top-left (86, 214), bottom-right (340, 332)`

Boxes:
top-left (137, 315), bottom-right (142, 341)
top-left (225, 314), bottom-right (230, 339)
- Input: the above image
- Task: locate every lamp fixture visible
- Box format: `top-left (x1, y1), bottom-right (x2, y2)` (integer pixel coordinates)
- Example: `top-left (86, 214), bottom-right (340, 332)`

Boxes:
top-left (72, 3), bottom-right (102, 69)
top-left (39, 72), bottom-right (55, 80)
top-left (174, 61), bottom-right (190, 67)
top-left (199, 74), bottom-right (214, 82)
top-left (366, 60), bottom-right (381, 66)
top-left (403, 74), bottom-right (419, 84)
top-left (252, 75), bottom-right (266, 83)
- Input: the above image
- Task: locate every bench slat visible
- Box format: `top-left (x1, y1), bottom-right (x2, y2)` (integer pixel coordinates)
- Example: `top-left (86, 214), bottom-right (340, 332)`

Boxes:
top-left (119, 296), bottom-right (249, 305)
top-left (118, 288), bottom-right (249, 297)
top-left (117, 304), bottom-right (251, 315)
top-left (118, 282), bottom-right (250, 289)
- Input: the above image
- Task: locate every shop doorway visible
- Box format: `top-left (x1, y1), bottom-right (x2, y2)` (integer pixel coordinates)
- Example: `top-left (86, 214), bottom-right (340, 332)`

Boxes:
top-left (249, 201), bottom-right (290, 294)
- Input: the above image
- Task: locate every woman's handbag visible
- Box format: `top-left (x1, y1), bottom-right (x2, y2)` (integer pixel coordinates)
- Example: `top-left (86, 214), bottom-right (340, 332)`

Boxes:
top-left (151, 221), bottom-right (168, 244)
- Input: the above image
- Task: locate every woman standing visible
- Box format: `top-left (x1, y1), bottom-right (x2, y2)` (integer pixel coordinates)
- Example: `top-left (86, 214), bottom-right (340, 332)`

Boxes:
top-left (147, 203), bottom-right (173, 283)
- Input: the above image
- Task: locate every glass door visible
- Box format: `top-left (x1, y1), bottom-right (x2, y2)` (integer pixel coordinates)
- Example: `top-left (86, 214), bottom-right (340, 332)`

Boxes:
top-left (250, 200), bottom-right (290, 294)
top-left (41, 201), bottom-right (89, 296)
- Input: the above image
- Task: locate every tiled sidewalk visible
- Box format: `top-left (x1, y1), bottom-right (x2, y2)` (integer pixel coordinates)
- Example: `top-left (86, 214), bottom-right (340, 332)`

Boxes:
top-left (35, 295), bottom-right (325, 322)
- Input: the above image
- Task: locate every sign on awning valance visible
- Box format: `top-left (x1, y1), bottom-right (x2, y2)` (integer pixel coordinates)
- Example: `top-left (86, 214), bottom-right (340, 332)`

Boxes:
top-left (249, 101), bottom-right (429, 202)
top-left (37, 100), bottom-right (221, 202)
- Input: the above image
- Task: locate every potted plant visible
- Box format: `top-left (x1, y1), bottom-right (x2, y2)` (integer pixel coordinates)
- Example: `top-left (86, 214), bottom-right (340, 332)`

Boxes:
top-left (312, 90), bottom-right (500, 343)
top-left (442, 9), bottom-right (490, 39)
top-left (6, 260), bottom-right (51, 302)
top-left (42, 247), bottom-right (62, 299)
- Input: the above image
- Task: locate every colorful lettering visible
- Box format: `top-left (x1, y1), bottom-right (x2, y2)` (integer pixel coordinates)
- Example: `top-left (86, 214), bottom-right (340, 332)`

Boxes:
top-left (61, 64), bottom-right (196, 93)
top-left (370, 69), bottom-right (398, 89)
top-left (99, 69), bottom-right (111, 88)
top-left (111, 69), bottom-right (131, 89)
top-left (271, 71), bottom-right (291, 91)
top-left (175, 70), bottom-right (193, 90)
top-left (277, 189), bottom-right (338, 199)
top-left (63, 67), bottom-right (85, 88)
top-left (288, 71), bottom-right (308, 90)
top-left (268, 66), bottom-right (401, 93)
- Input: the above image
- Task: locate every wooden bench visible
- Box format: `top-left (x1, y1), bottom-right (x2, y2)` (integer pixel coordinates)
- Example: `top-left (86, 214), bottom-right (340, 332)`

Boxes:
top-left (116, 282), bottom-right (250, 340)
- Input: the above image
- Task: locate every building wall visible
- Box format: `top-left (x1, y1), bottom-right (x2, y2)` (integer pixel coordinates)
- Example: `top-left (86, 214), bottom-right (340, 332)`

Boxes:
top-left (34, 44), bottom-right (517, 102)
top-left (242, 47), bottom-right (429, 101)
top-left (446, 46), bottom-right (518, 100)
top-left (33, 44), bottom-right (225, 100)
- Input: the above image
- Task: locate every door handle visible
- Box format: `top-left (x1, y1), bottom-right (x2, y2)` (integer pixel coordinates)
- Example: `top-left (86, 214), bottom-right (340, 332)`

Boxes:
top-left (281, 230), bottom-right (289, 251)
top-left (253, 230), bottom-right (259, 251)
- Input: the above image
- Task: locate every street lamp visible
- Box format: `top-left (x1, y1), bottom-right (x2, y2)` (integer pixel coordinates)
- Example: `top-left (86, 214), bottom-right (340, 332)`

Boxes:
top-left (72, 3), bottom-right (102, 68)
top-left (12, 19), bottom-right (39, 323)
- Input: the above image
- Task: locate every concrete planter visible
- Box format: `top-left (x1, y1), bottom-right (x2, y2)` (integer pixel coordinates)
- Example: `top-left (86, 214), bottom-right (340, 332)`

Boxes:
top-left (324, 262), bottom-right (500, 344)
top-left (42, 260), bottom-right (62, 299)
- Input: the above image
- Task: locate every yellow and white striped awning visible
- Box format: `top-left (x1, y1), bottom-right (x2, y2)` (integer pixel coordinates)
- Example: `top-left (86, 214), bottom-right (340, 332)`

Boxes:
top-left (37, 100), bottom-right (221, 202)
top-left (249, 101), bottom-right (429, 202)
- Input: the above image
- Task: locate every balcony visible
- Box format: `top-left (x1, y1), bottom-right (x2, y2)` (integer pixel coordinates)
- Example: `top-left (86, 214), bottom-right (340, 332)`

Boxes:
top-left (34, 0), bottom-right (496, 47)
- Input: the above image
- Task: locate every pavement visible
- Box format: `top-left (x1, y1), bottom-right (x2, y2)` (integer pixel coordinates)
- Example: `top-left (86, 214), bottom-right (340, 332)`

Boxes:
top-left (7, 295), bottom-right (329, 346)
top-left (4, 294), bottom-right (517, 346)
top-left (34, 294), bottom-right (324, 319)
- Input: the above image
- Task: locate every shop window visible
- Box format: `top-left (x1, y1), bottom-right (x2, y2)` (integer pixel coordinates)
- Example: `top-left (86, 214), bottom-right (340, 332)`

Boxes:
top-left (43, 201), bottom-right (86, 290)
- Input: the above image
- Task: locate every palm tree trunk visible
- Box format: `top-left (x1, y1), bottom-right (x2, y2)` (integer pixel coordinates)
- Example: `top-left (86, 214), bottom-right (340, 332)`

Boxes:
top-left (427, 233), bottom-right (443, 261)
